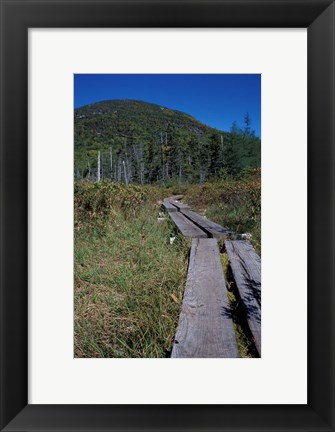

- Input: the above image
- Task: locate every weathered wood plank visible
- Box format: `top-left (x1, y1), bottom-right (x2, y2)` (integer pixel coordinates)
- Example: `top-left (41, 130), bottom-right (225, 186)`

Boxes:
top-left (168, 211), bottom-right (207, 238)
top-left (162, 200), bottom-right (178, 212)
top-left (225, 240), bottom-right (261, 356)
top-left (167, 194), bottom-right (183, 201)
top-left (169, 200), bottom-right (190, 210)
top-left (171, 238), bottom-right (239, 358)
top-left (181, 209), bottom-right (232, 238)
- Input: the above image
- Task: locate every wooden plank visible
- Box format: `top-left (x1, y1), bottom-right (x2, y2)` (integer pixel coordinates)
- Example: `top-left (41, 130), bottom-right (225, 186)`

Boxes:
top-left (167, 194), bottom-right (183, 201)
top-left (162, 200), bottom-right (178, 212)
top-left (181, 209), bottom-right (232, 238)
top-left (168, 211), bottom-right (207, 238)
top-left (169, 200), bottom-right (190, 210)
top-left (171, 238), bottom-right (239, 358)
top-left (225, 240), bottom-right (261, 356)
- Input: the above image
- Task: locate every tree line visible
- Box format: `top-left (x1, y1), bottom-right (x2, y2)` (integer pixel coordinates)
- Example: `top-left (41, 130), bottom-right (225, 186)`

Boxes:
top-left (74, 102), bottom-right (260, 184)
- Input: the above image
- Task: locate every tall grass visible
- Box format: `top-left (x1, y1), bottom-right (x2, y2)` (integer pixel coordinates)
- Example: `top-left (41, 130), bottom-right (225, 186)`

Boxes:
top-left (184, 170), bottom-right (261, 253)
top-left (74, 172), bottom-right (261, 358)
top-left (74, 181), bottom-right (190, 357)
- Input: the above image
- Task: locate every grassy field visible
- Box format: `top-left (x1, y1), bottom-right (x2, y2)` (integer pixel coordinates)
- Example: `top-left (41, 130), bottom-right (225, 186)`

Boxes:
top-left (74, 172), bottom-right (261, 358)
top-left (74, 182), bottom-right (191, 357)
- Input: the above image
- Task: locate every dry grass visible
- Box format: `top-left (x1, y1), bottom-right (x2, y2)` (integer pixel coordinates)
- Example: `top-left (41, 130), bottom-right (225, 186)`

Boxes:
top-left (74, 175), bottom-right (261, 358)
top-left (74, 183), bottom-right (190, 357)
top-left (184, 171), bottom-right (261, 254)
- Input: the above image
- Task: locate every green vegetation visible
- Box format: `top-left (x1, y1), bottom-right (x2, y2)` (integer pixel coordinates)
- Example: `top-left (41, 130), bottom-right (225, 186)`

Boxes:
top-left (74, 100), bottom-right (260, 183)
top-left (74, 101), bottom-right (261, 358)
top-left (74, 172), bottom-right (260, 358)
top-left (184, 169), bottom-right (261, 253)
top-left (74, 181), bottom-right (190, 357)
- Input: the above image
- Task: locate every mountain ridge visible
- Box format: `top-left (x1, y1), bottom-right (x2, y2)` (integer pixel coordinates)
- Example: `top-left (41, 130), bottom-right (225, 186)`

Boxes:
top-left (74, 99), bottom-right (222, 137)
top-left (75, 99), bottom-right (213, 128)
top-left (74, 99), bottom-right (260, 183)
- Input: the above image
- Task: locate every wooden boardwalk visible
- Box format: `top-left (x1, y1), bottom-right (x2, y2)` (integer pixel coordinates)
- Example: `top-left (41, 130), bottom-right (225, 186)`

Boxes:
top-left (162, 196), bottom-right (261, 358)
top-left (165, 198), bottom-right (231, 238)
top-left (162, 199), bottom-right (178, 212)
top-left (169, 212), bottom-right (207, 238)
top-left (169, 200), bottom-right (190, 211)
top-left (225, 240), bottom-right (261, 356)
top-left (171, 238), bottom-right (239, 358)
top-left (181, 209), bottom-right (231, 238)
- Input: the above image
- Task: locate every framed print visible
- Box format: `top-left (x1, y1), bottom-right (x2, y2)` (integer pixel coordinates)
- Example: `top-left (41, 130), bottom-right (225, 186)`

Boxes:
top-left (1, 0), bottom-right (334, 431)
top-left (29, 29), bottom-right (306, 405)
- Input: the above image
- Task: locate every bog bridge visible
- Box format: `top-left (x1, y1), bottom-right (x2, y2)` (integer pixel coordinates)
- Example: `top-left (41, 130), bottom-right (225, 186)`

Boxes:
top-left (162, 197), bottom-right (261, 358)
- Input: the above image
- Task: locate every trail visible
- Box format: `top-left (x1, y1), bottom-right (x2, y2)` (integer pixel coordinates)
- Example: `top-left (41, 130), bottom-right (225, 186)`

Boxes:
top-left (163, 196), bottom-right (261, 358)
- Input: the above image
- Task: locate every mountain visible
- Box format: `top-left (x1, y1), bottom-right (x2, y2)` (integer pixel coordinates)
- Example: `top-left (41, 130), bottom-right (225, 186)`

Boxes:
top-left (74, 100), bottom-right (260, 183)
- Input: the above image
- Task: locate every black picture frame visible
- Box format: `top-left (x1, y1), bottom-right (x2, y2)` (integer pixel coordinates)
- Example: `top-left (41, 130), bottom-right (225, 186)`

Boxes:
top-left (1, 0), bottom-right (334, 431)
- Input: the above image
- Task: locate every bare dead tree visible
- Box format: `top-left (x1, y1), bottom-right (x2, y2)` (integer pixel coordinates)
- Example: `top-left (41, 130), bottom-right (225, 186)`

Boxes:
top-left (109, 147), bottom-right (113, 180)
top-left (139, 142), bottom-right (144, 184)
top-left (97, 151), bottom-right (101, 182)
top-left (123, 160), bottom-right (128, 185)
top-left (123, 138), bottom-right (132, 183)
top-left (140, 161), bottom-right (145, 184)
top-left (117, 156), bottom-right (122, 182)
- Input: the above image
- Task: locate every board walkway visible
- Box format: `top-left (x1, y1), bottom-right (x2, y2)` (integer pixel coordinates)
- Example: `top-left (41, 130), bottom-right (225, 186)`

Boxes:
top-left (181, 208), bottom-right (232, 238)
top-left (169, 211), bottom-right (207, 238)
top-left (169, 200), bottom-right (190, 210)
top-left (162, 199), bottom-right (178, 212)
top-left (171, 238), bottom-right (239, 358)
top-left (225, 240), bottom-right (261, 356)
top-left (168, 194), bottom-right (184, 201)
top-left (161, 196), bottom-right (261, 358)
top-left (164, 199), bottom-right (231, 238)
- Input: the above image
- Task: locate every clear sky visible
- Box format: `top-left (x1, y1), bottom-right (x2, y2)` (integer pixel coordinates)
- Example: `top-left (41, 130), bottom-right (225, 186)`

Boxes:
top-left (74, 74), bottom-right (261, 137)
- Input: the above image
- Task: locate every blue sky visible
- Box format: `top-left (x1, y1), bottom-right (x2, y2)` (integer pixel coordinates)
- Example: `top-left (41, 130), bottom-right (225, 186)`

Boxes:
top-left (74, 74), bottom-right (261, 137)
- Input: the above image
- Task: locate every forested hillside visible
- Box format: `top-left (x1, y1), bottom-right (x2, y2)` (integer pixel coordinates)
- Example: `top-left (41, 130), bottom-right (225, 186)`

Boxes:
top-left (74, 100), bottom-right (260, 183)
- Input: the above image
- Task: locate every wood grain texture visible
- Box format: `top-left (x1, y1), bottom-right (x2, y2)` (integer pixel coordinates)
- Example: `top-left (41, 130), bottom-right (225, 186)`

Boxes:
top-left (169, 200), bottom-right (190, 210)
top-left (168, 212), bottom-right (207, 238)
top-left (171, 238), bottom-right (239, 358)
top-left (162, 200), bottom-right (178, 212)
top-left (225, 240), bottom-right (261, 356)
top-left (181, 209), bottom-right (232, 238)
